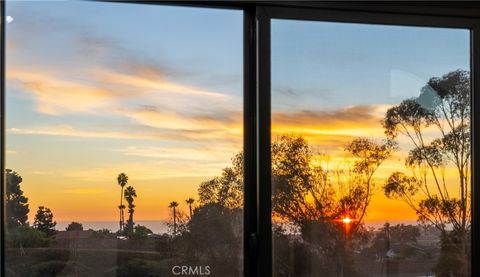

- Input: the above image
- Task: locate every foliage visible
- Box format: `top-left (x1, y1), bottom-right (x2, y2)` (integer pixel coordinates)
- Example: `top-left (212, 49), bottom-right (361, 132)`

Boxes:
top-left (198, 152), bottom-right (243, 209)
top-left (272, 135), bottom-right (392, 231)
top-left (195, 135), bottom-right (390, 276)
top-left (434, 229), bottom-right (471, 277)
top-left (6, 169), bottom-right (29, 229)
top-left (5, 225), bottom-right (50, 248)
top-left (33, 206), bottom-right (57, 237)
top-left (169, 201), bottom-right (180, 235)
top-left (363, 223), bottom-right (420, 260)
top-left (124, 185), bottom-right (137, 235)
top-left (185, 198), bottom-right (195, 218)
top-left (65, 221), bottom-right (83, 231)
top-left (382, 69), bottom-right (471, 276)
top-left (117, 173), bottom-right (129, 232)
top-left (178, 203), bottom-right (242, 277)
top-left (131, 225), bottom-right (153, 240)
top-left (91, 228), bottom-right (114, 239)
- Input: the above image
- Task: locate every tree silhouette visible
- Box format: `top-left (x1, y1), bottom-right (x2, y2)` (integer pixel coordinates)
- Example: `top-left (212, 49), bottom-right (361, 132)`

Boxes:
top-left (124, 186), bottom-right (137, 234)
top-left (198, 153), bottom-right (243, 209)
top-left (5, 169), bottom-right (29, 229)
top-left (270, 135), bottom-right (392, 276)
top-left (169, 201), bottom-right (179, 235)
top-left (363, 223), bottom-right (420, 259)
top-left (185, 198), bottom-right (195, 218)
top-left (382, 69), bottom-right (470, 276)
top-left (195, 135), bottom-right (391, 276)
top-left (117, 173), bottom-right (128, 231)
top-left (33, 206), bottom-right (57, 237)
top-left (180, 203), bottom-right (242, 276)
top-left (65, 221), bottom-right (83, 231)
top-left (132, 225), bottom-right (153, 239)
top-left (272, 135), bottom-right (391, 230)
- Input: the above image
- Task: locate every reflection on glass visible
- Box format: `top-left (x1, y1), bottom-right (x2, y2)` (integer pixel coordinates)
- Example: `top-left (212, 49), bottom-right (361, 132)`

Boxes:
top-left (271, 20), bottom-right (470, 277)
top-left (5, 2), bottom-right (243, 276)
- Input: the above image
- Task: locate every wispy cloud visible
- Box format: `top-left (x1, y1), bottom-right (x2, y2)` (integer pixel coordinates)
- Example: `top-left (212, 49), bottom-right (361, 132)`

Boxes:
top-left (7, 69), bottom-right (120, 115)
top-left (124, 105), bottom-right (240, 132)
top-left (116, 145), bottom-right (238, 162)
top-left (272, 105), bottom-right (390, 153)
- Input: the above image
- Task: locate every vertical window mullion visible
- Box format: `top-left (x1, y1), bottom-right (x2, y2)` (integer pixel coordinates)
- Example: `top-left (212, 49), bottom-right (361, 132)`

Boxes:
top-left (471, 24), bottom-right (480, 277)
top-left (244, 6), bottom-right (258, 277)
top-left (256, 6), bottom-right (272, 277)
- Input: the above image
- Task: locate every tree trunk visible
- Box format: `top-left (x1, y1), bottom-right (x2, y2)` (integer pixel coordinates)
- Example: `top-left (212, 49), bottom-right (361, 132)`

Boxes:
top-left (173, 207), bottom-right (177, 235)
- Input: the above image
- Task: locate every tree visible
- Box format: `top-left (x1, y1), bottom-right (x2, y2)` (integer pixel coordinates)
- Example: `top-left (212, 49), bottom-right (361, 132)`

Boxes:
top-left (33, 206), bottom-right (57, 237)
top-left (91, 228), bottom-right (114, 239)
top-left (132, 225), bottom-right (153, 239)
top-left (271, 135), bottom-right (391, 229)
top-left (179, 203), bottom-right (242, 277)
top-left (194, 135), bottom-right (390, 276)
top-left (117, 173), bottom-right (128, 231)
top-left (124, 186), bottom-right (137, 234)
top-left (363, 223), bottom-right (420, 259)
top-left (169, 201), bottom-right (179, 235)
top-left (382, 69), bottom-right (470, 276)
top-left (198, 153), bottom-right (243, 209)
top-left (6, 169), bottom-right (29, 229)
top-left (186, 198), bottom-right (195, 218)
top-left (65, 221), bottom-right (83, 231)
top-left (271, 135), bottom-right (391, 276)
top-left (6, 225), bottom-right (50, 248)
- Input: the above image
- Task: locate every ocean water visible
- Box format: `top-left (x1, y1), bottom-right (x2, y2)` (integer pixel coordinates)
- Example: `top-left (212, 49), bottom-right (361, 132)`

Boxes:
top-left (55, 219), bottom-right (418, 234)
top-left (56, 220), bottom-right (170, 234)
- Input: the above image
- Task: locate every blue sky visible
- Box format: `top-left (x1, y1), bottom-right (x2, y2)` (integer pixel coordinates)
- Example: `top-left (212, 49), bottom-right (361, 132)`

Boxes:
top-left (272, 19), bottom-right (470, 111)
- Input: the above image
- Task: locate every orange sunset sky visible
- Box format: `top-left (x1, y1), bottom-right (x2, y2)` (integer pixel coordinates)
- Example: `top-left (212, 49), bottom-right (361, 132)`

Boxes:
top-left (5, 1), bottom-right (470, 228)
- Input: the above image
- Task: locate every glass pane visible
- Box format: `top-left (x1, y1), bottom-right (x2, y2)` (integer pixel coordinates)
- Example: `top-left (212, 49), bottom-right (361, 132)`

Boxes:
top-left (271, 19), bottom-right (470, 277)
top-left (5, 2), bottom-right (243, 276)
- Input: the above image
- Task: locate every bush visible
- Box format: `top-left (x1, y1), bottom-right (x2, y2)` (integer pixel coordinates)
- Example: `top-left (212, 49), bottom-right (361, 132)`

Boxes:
top-left (6, 226), bottom-right (50, 248)
top-left (29, 261), bottom-right (71, 277)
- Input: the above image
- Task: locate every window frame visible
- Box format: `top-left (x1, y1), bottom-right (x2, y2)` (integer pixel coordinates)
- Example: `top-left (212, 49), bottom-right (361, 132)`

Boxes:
top-left (1, 2), bottom-right (480, 277)
top-left (257, 5), bottom-right (480, 277)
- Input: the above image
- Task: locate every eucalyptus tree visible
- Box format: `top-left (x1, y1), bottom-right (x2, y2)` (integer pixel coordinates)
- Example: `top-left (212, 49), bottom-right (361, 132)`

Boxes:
top-left (382, 70), bottom-right (471, 276)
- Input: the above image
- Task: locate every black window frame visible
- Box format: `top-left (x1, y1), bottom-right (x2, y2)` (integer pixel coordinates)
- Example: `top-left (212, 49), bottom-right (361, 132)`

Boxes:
top-left (1, 2), bottom-right (480, 277)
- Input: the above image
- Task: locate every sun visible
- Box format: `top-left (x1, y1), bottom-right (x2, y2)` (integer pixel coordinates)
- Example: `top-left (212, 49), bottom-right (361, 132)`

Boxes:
top-left (342, 217), bottom-right (352, 224)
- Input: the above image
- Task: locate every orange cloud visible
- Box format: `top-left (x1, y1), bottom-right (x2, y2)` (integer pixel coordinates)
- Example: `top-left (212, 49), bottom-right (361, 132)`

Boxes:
top-left (7, 69), bottom-right (119, 115)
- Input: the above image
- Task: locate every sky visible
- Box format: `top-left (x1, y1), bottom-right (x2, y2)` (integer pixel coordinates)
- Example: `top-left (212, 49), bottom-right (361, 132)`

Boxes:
top-left (6, 1), bottom-right (243, 223)
top-left (272, 19), bottom-right (470, 224)
top-left (5, 1), bottom-right (470, 228)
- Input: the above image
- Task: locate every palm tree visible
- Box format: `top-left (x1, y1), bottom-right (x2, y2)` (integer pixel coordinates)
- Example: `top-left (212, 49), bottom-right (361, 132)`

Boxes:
top-left (168, 201), bottom-right (179, 235)
top-left (124, 186), bottom-right (137, 234)
top-left (117, 173), bottom-right (128, 231)
top-left (185, 198), bottom-right (195, 218)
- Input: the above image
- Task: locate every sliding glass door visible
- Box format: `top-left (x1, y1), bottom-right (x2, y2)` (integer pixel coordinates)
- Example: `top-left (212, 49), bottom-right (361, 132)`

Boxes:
top-left (271, 18), bottom-right (471, 277)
